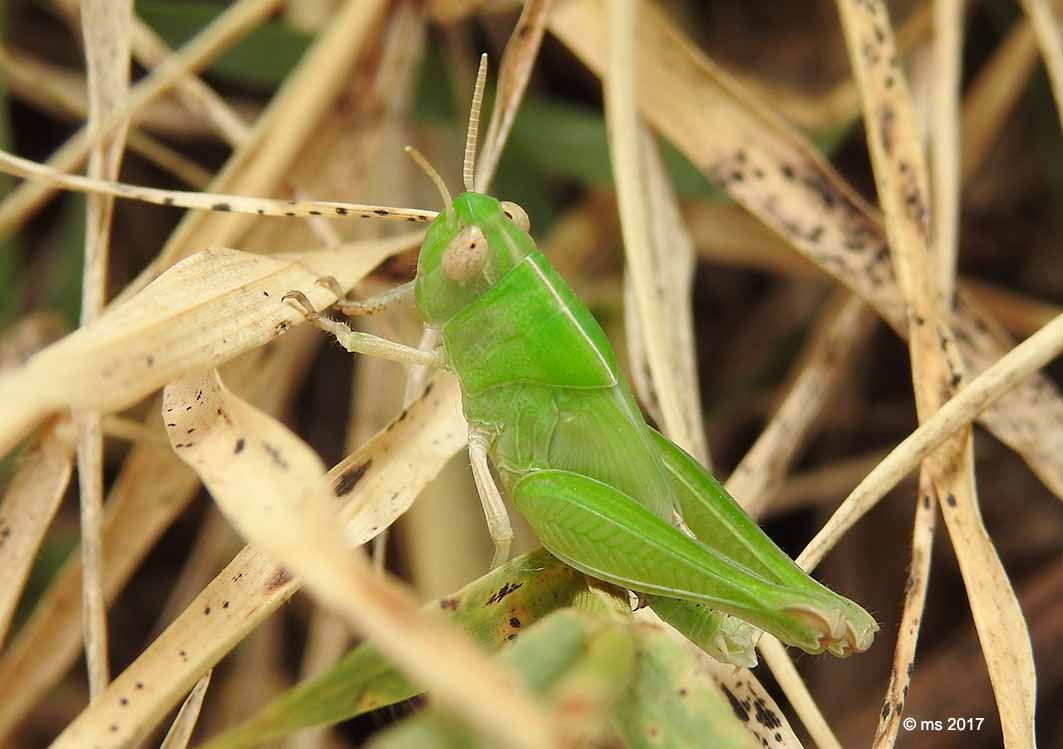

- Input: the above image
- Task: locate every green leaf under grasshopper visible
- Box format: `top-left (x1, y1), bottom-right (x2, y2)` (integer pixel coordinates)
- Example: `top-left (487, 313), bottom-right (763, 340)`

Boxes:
top-left (199, 549), bottom-right (587, 749)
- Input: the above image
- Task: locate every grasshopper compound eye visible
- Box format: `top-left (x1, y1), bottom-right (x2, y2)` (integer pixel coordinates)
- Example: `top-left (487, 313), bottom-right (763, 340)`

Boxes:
top-left (442, 225), bottom-right (489, 281)
top-left (500, 201), bottom-right (530, 232)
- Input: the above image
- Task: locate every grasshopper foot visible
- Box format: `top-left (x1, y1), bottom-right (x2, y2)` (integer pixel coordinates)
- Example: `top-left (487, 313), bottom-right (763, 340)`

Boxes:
top-left (281, 289), bottom-right (321, 321)
top-left (783, 604), bottom-right (877, 657)
top-left (712, 616), bottom-right (759, 669)
top-left (314, 275), bottom-right (346, 299)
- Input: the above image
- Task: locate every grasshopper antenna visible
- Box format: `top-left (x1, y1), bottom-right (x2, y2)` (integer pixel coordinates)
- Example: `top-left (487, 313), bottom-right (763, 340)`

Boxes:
top-left (404, 146), bottom-right (452, 209)
top-left (463, 53), bottom-right (488, 192)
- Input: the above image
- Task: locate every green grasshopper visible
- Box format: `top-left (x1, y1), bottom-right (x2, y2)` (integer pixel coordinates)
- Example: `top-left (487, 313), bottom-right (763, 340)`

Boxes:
top-left (0, 57), bottom-right (876, 665)
top-left (278, 58), bottom-right (877, 663)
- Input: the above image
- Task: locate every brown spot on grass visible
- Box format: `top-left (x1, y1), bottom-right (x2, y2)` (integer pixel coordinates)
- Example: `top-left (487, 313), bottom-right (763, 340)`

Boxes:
top-left (722, 685), bottom-right (750, 723)
top-left (334, 461), bottom-right (372, 497)
top-left (266, 567), bottom-right (293, 591)
top-left (752, 696), bottom-right (782, 729)
top-left (262, 442), bottom-right (289, 470)
top-left (486, 582), bottom-right (523, 605)
top-left (880, 106), bottom-right (895, 155)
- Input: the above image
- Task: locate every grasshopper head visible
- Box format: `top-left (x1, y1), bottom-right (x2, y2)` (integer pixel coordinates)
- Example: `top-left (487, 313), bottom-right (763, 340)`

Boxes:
top-left (415, 191), bottom-right (537, 324)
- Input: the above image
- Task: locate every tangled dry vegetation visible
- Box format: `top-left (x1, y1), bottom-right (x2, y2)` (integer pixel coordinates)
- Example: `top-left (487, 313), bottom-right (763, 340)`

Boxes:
top-left (0, 0), bottom-right (1060, 747)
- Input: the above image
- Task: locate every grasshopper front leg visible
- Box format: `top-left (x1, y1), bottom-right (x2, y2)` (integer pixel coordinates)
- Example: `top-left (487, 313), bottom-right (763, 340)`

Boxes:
top-left (283, 290), bottom-right (443, 369)
top-left (512, 469), bottom-right (874, 657)
top-left (314, 276), bottom-right (417, 317)
top-left (468, 430), bottom-right (514, 569)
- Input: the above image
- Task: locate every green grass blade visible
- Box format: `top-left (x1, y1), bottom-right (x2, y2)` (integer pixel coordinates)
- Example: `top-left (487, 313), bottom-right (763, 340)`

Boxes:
top-left (369, 609), bottom-right (636, 749)
top-left (614, 622), bottom-right (798, 749)
top-left (199, 549), bottom-right (586, 749)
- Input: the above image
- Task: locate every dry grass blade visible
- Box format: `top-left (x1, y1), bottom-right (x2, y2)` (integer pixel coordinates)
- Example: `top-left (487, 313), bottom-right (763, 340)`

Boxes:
top-left (476, 0), bottom-right (552, 192)
top-left (700, 658), bottom-right (803, 749)
top-left (688, 200), bottom-right (1061, 338)
top-left (53, 544), bottom-right (291, 749)
top-left (331, 374), bottom-right (468, 547)
top-left (77, 0), bottom-right (133, 699)
top-left (605, 1), bottom-right (707, 464)
top-left (0, 0), bottom-right (280, 240)
top-left (717, 3), bottom-right (931, 136)
top-left (771, 449), bottom-right (894, 516)
top-left (633, 130), bottom-right (711, 465)
top-left (961, 279), bottom-right (1062, 337)
top-left (0, 312), bottom-right (67, 370)
top-left (961, 15), bottom-right (1040, 182)
top-left (758, 636), bottom-right (839, 749)
top-left (872, 471), bottom-right (936, 748)
top-left (828, 313), bottom-right (1063, 559)
top-left (0, 150), bottom-right (438, 223)
top-left (713, 293), bottom-right (873, 747)
top-left (602, 6), bottom-right (855, 736)
top-left (0, 48), bottom-right (212, 188)
top-left (207, 610), bottom-right (286, 737)
top-left (925, 441), bottom-right (1036, 747)
top-left (728, 292), bottom-right (874, 518)
top-left (548, 0), bottom-right (1063, 499)
top-left (130, 0), bottom-right (389, 295)
top-left (345, 306), bottom-right (416, 575)
top-left (159, 369), bottom-right (550, 749)
top-left (100, 415), bottom-right (169, 445)
top-left (0, 416), bottom-right (76, 648)
top-left (0, 334), bottom-right (316, 742)
top-left (834, 1), bottom-right (1034, 744)
top-left (796, 327), bottom-right (1063, 628)
top-left (1019, 0), bottom-right (1063, 132)
top-left (124, 14), bottom-right (251, 145)
top-left (0, 438), bottom-right (200, 745)
top-left (0, 47), bottom-right (88, 118)
top-left (686, 201), bottom-right (822, 278)
top-left (0, 234), bottom-right (418, 459)
top-left (51, 375), bottom-right (469, 746)
top-left (151, 507), bottom-right (237, 635)
top-left (159, 671), bottom-right (212, 749)
top-left (873, 3), bottom-right (958, 745)
top-left (0, 46), bottom-right (241, 140)
top-left (931, 0), bottom-right (963, 299)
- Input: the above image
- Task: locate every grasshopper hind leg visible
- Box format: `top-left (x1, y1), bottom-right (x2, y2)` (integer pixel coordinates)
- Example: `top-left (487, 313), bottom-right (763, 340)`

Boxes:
top-left (646, 428), bottom-right (878, 657)
top-left (511, 468), bottom-right (876, 657)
